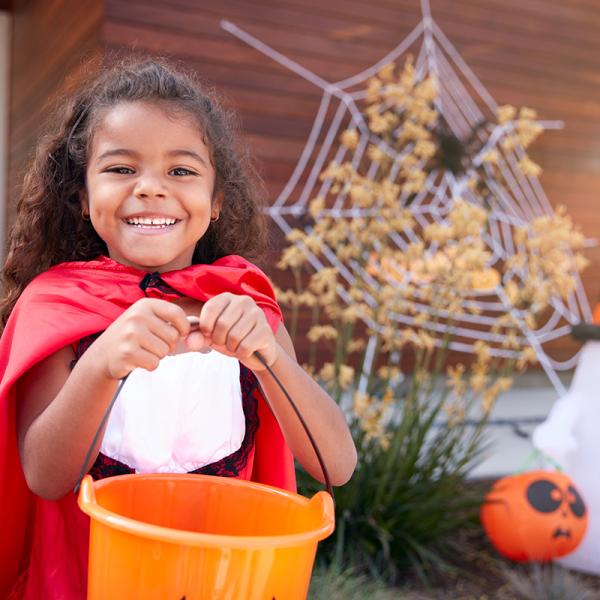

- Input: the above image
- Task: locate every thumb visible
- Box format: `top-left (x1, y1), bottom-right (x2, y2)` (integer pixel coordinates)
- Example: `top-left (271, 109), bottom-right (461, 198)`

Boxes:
top-left (185, 330), bottom-right (212, 353)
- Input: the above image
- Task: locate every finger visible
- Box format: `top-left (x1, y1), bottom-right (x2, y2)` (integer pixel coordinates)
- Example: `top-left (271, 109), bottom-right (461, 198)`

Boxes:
top-left (139, 330), bottom-right (172, 360)
top-left (147, 319), bottom-right (181, 352)
top-left (224, 316), bottom-right (257, 354)
top-left (185, 330), bottom-right (211, 352)
top-left (135, 348), bottom-right (162, 372)
top-left (211, 305), bottom-right (246, 347)
top-left (198, 294), bottom-right (233, 340)
top-left (234, 324), bottom-right (265, 361)
top-left (147, 299), bottom-right (190, 338)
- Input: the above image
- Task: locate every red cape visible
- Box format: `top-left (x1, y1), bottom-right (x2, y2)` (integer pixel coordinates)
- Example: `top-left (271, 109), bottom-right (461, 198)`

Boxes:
top-left (0, 255), bottom-right (296, 598)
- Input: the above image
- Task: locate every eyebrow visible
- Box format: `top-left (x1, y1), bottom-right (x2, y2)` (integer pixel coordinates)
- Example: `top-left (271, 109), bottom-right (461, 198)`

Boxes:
top-left (95, 148), bottom-right (209, 169)
top-left (166, 149), bottom-right (209, 169)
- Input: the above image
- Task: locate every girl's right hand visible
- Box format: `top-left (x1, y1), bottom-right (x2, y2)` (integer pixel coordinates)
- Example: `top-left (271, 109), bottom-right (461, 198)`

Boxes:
top-left (90, 298), bottom-right (190, 380)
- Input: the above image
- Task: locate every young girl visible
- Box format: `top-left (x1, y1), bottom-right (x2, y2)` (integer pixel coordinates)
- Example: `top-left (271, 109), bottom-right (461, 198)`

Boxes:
top-left (0, 58), bottom-right (356, 599)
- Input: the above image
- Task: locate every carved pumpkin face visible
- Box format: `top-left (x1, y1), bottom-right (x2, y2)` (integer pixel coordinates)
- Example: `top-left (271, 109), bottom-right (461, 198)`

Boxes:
top-left (480, 470), bottom-right (588, 562)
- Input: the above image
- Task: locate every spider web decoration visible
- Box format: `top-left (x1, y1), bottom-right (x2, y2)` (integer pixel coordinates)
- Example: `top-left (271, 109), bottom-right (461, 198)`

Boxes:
top-left (221, 0), bottom-right (591, 396)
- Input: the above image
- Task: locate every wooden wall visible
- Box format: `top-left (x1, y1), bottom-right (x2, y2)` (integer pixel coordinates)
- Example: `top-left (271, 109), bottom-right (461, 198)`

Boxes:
top-left (6, 0), bottom-right (600, 362)
top-left (102, 0), bottom-right (600, 361)
top-left (6, 0), bottom-right (103, 223)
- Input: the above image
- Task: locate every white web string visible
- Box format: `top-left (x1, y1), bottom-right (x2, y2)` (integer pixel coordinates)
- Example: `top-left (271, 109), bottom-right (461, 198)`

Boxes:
top-left (222, 7), bottom-right (593, 396)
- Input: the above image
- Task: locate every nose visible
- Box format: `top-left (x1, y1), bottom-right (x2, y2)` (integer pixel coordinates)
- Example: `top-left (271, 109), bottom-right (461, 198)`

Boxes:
top-left (134, 172), bottom-right (167, 199)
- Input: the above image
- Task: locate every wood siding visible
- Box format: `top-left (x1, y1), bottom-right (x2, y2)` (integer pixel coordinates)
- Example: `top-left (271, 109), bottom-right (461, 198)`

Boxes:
top-left (103, 0), bottom-right (600, 362)
top-left (6, 0), bottom-right (600, 362)
top-left (7, 0), bottom-right (103, 223)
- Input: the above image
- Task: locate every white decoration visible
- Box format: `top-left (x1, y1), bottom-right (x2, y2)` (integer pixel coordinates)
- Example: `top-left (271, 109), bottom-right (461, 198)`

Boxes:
top-left (533, 342), bottom-right (600, 574)
top-left (224, 0), bottom-right (597, 574)
top-left (222, 0), bottom-right (591, 396)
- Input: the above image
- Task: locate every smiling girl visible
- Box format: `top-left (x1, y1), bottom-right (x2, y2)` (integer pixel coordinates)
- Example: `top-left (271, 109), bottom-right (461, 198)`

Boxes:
top-left (0, 58), bottom-right (356, 599)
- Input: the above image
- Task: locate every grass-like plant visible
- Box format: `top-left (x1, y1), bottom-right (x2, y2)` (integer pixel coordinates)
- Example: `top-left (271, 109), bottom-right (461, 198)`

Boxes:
top-left (503, 563), bottom-right (599, 600)
top-left (277, 57), bottom-right (587, 581)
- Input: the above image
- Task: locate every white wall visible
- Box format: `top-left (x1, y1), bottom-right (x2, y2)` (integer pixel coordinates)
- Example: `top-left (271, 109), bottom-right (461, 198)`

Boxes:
top-left (0, 12), bottom-right (10, 261)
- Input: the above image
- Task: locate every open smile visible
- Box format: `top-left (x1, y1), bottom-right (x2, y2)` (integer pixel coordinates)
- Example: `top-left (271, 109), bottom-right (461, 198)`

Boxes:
top-left (123, 216), bottom-right (181, 229)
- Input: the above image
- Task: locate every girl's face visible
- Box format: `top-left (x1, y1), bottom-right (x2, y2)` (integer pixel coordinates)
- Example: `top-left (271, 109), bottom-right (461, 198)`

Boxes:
top-left (84, 101), bottom-right (220, 272)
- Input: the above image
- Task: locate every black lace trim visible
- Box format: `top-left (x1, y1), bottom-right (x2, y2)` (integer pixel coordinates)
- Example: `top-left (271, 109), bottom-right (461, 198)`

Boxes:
top-left (73, 276), bottom-right (259, 481)
top-left (190, 365), bottom-right (259, 478)
top-left (139, 271), bottom-right (183, 298)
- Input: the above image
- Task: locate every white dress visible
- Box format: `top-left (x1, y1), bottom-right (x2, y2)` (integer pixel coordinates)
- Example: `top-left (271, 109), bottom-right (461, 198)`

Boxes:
top-left (100, 351), bottom-right (246, 474)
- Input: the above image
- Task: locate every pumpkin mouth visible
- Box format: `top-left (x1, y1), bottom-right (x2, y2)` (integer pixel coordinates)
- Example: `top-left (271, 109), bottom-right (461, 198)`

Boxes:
top-left (552, 527), bottom-right (571, 539)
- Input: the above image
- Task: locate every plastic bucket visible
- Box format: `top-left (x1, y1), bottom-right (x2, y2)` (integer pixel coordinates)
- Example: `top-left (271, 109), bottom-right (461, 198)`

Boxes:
top-left (78, 473), bottom-right (334, 599)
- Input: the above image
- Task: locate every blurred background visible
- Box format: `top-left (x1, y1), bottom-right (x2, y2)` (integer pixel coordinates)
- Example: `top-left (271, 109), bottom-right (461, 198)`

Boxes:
top-left (1, 0), bottom-right (599, 323)
top-left (0, 0), bottom-right (599, 477)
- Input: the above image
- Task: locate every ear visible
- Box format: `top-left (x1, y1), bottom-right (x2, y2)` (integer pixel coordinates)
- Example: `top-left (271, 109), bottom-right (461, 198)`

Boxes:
top-left (211, 191), bottom-right (223, 221)
top-left (79, 189), bottom-right (90, 219)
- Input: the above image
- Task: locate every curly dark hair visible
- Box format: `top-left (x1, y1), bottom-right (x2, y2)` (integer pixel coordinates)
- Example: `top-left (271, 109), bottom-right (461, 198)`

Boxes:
top-left (0, 57), bottom-right (268, 328)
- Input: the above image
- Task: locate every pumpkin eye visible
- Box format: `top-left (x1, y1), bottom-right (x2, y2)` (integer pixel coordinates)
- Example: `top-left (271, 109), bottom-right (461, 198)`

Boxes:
top-left (567, 485), bottom-right (586, 518)
top-left (526, 479), bottom-right (562, 513)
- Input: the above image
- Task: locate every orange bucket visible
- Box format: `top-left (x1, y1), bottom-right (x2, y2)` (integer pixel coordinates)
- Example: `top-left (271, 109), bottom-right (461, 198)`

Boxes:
top-left (78, 473), bottom-right (334, 599)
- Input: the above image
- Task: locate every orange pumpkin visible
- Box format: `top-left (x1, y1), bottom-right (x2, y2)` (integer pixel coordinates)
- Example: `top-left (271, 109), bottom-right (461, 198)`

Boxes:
top-left (480, 470), bottom-right (588, 562)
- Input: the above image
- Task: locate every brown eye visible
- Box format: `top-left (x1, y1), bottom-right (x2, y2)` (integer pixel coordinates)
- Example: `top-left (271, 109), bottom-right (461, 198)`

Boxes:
top-left (106, 166), bottom-right (134, 175)
top-left (568, 485), bottom-right (586, 518)
top-left (170, 167), bottom-right (196, 176)
top-left (526, 479), bottom-right (562, 513)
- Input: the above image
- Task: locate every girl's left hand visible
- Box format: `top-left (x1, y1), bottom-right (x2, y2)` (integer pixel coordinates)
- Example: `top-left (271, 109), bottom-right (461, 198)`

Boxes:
top-left (185, 293), bottom-right (279, 372)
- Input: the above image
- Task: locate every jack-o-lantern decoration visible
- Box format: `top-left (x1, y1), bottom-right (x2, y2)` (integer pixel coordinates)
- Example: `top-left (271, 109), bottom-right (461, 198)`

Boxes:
top-left (480, 470), bottom-right (588, 562)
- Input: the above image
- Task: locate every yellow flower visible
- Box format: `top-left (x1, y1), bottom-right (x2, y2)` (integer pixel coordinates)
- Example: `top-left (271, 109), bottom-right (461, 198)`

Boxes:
top-left (445, 400), bottom-right (466, 426)
top-left (414, 76), bottom-right (437, 104)
top-left (447, 363), bottom-right (466, 395)
top-left (496, 377), bottom-right (513, 393)
top-left (377, 366), bottom-right (402, 382)
top-left (414, 139), bottom-right (437, 160)
top-left (413, 312), bottom-right (428, 326)
top-left (309, 196), bottom-right (325, 219)
top-left (338, 365), bottom-right (355, 389)
top-left (517, 346), bottom-right (538, 370)
top-left (367, 144), bottom-right (386, 164)
top-left (473, 340), bottom-right (491, 364)
top-left (348, 339), bottom-right (366, 354)
top-left (482, 149), bottom-right (500, 164)
top-left (309, 267), bottom-right (338, 294)
top-left (470, 369), bottom-right (489, 394)
top-left (341, 304), bottom-right (361, 324)
top-left (424, 222), bottom-right (452, 244)
top-left (307, 325), bottom-right (338, 343)
top-left (470, 268), bottom-right (500, 292)
top-left (417, 331), bottom-right (435, 351)
top-left (341, 129), bottom-right (359, 150)
top-left (368, 113), bottom-right (390, 134)
top-left (377, 61), bottom-right (396, 82)
top-left (497, 104), bottom-right (516, 124)
top-left (277, 245), bottom-right (307, 269)
top-left (518, 156), bottom-right (541, 177)
top-left (350, 183), bottom-right (374, 208)
top-left (504, 279), bottom-right (520, 305)
top-left (285, 228), bottom-right (305, 243)
top-left (379, 434), bottom-right (391, 451)
top-left (399, 55), bottom-right (415, 88)
top-left (500, 135), bottom-right (518, 152)
top-left (519, 106), bottom-right (537, 120)
top-left (318, 362), bottom-right (336, 384)
top-left (352, 391), bottom-right (371, 416)
top-left (366, 78), bottom-right (383, 103)
top-left (382, 386), bottom-right (395, 405)
top-left (298, 291), bottom-right (317, 307)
